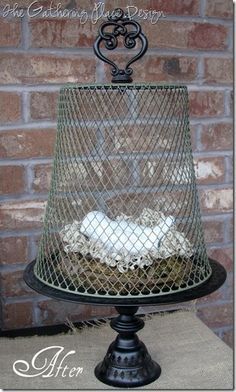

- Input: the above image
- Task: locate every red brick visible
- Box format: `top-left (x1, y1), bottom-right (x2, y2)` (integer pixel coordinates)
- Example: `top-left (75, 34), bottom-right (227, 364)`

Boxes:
top-left (1, 269), bottom-right (34, 297)
top-left (30, 19), bottom-right (97, 48)
top-left (62, 87), bottom-right (130, 122)
top-left (73, 0), bottom-right (96, 8)
top-left (197, 285), bottom-right (222, 306)
top-left (190, 125), bottom-right (197, 152)
top-left (75, 160), bottom-right (132, 191)
top-left (188, 23), bottom-right (228, 50)
top-left (1, 0), bottom-right (31, 7)
top-left (197, 272), bottom-right (232, 306)
top-left (0, 236), bottom-right (28, 265)
top-left (29, 234), bottom-right (41, 260)
top-left (224, 273), bottom-right (233, 301)
top-left (197, 281), bottom-right (225, 306)
top-left (1, 0), bottom-right (92, 8)
top-left (0, 92), bottom-right (21, 123)
top-left (139, 159), bottom-right (165, 187)
top-left (0, 18), bottom-right (21, 47)
top-left (221, 329), bottom-right (233, 348)
top-left (139, 156), bottom-right (197, 187)
top-left (142, 21), bottom-right (189, 49)
top-left (0, 200), bottom-right (46, 230)
top-left (90, 306), bottom-right (116, 318)
top-left (105, 125), bottom-right (149, 154)
top-left (106, 190), bottom-right (192, 219)
top-left (52, 194), bottom-right (102, 222)
top-left (189, 91), bottom-right (224, 117)
top-left (197, 302), bottom-right (233, 329)
top-left (102, 0), bottom-right (134, 10)
top-left (131, 87), bottom-right (188, 118)
top-left (36, 300), bottom-right (115, 326)
top-left (0, 197), bottom-right (100, 231)
top-left (30, 92), bottom-right (58, 120)
top-left (0, 128), bottom-right (56, 159)
top-left (105, 55), bottom-right (197, 82)
top-left (0, 54), bottom-right (95, 84)
top-left (105, 124), bottom-right (178, 154)
top-left (2, 301), bottom-right (33, 329)
top-left (157, 0), bottom-right (199, 15)
top-left (200, 188), bottom-right (233, 213)
top-left (200, 123), bottom-right (233, 151)
top-left (32, 163), bottom-right (52, 193)
top-left (105, 0), bottom-right (200, 15)
top-left (194, 157), bottom-right (225, 184)
top-left (52, 159), bottom-right (132, 192)
top-left (204, 58), bottom-right (233, 84)
top-left (207, 247), bottom-right (233, 272)
top-left (205, 0), bottom-right (233, 19)
top-left (202, 219), bottom-right (224, 244)
top-left (144, 21), bottom-right (228, 50)
top-left (137, 55), bottom-right (197, 82)
top-left (0, 166), bottom-right (25, 195)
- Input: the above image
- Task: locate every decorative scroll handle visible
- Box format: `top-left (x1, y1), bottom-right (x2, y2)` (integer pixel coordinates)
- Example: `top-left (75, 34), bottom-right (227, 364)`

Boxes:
top-left (93, 8), bottom-right (148, 83)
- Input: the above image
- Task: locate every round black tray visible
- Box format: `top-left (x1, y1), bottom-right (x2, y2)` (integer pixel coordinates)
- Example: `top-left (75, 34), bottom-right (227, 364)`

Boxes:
top-left (24, 258), bottom-right (226, 306)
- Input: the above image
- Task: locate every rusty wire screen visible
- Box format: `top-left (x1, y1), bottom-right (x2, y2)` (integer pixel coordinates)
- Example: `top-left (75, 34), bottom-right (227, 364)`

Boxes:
top-left (34, 84), bottom-right (211, 298)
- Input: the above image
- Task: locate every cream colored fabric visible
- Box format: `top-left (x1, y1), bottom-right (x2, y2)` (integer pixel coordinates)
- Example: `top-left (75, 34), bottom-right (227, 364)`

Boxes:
top-left (0, 311), bottom-right (233, 390)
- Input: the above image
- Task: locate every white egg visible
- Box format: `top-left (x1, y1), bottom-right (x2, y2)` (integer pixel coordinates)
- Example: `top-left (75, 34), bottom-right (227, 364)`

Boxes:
top-left (80, 211), bottom-right (175, 256)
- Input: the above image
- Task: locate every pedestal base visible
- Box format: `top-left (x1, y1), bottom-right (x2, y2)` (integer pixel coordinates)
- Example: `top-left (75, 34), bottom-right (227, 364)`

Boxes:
top-left (94, 306), bottom-right (161, 388)
top-left (24, 259), bottom-right (227, 388)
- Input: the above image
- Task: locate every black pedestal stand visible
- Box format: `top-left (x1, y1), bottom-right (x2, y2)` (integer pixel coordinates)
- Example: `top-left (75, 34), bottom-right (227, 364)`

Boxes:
top-left (95, 306), bottom-right (161, 388)
top-left (24, 259), bottom-right (226, 388)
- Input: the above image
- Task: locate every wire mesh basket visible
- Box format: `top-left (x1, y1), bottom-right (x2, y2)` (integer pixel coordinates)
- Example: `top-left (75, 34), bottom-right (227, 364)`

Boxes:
top-left (34, 83), bottom-right (211, 298)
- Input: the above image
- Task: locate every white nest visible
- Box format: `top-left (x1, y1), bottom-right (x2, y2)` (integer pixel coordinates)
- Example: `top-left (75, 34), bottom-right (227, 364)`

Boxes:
top-left (59, 208), bottom-right (193, 273)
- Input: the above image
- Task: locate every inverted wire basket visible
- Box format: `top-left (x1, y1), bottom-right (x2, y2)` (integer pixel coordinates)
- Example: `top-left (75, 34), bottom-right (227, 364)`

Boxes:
top-left (23, 9), bottom-right (227, 389)
top-left (34, 83), bottom-right (211, 298)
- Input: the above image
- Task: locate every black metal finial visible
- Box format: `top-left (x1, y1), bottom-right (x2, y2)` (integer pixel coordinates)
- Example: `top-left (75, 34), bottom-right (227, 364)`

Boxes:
top-left (93, 8), bottom-right (148, 83)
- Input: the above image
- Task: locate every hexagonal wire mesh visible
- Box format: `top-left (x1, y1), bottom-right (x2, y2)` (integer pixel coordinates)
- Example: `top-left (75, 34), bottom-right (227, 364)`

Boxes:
top-left (34, 83), bottom-right (211, 298)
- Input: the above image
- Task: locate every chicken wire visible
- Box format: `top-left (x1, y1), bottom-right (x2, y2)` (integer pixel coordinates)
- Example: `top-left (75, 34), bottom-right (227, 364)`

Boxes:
top-left (34, 83), bottom-right (211, 298)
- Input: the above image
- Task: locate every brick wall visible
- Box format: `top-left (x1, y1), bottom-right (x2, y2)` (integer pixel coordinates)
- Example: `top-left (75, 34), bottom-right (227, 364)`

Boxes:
top-left (0, 0), bottom-right (233, 347)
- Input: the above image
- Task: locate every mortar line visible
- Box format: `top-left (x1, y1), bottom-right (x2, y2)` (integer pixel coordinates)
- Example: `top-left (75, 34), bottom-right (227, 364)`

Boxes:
top-left (206, 242), bottom-right (233, 250)
top-left (223, 210), bottom-right (233, 244)
top-left (21, 12), bottom-right (30, 50)
top-left (0, 150), bottom-right (233, 167)
top-left (0, 46), bottom-right (233, 57)
top-left (21, 91), bottom-right (30, 123)
top-left (24, 164), bottom-right (34, 193)
top-left (0, 228), bottom-right (43, 238)
top-left (28, 234), bottom-right (38, 262)
top-left (0, 193), bottom-right (49, 202)
top-left (194, 124), bottom-right (202, 151)
top-left (0, 122), bottom-right (57, 131)
top-left (0, 158), bottom-right (53, 165)
top-left (197, 56), bottom-right (205, 85)
top-left (0, 115), bottom-right (233, 132)
top-left (213, 325), bottom-right (233, 333)
top-left (224, 155), bottom-right (233, 183)
top-left (227, 25), bottom-right (233, 51)
top-left (161, 14), bottom-right (233, 25)
top-left (199, 0), bottom-right (206, 17)
top-left (0, 181), bottom-right (233, 205)
top-left (0, 84), bottom-right (233, 92)
top-left (224, 90), bottom-right (231, 116)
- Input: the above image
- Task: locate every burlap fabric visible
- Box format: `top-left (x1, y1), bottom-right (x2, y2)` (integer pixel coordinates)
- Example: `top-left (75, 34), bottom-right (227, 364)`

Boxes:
top-left (0, 311), bottom-right (233, 390)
